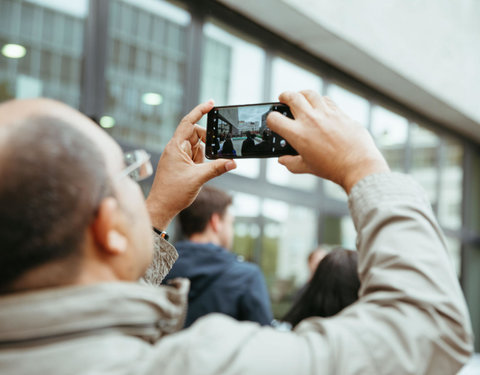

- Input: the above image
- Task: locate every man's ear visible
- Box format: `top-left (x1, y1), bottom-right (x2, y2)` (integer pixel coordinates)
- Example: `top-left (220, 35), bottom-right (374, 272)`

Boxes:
top-left (91, 197), bottom-right (128, 255)
top-left (210, 212), bottom-right (222, 234)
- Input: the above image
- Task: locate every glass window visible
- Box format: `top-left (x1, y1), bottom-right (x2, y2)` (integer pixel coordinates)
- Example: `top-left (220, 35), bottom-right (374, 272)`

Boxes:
top-left (410, 123), bottom-right (440, 203)
top-left (103, 0), bottom-right (190, 150)
top-left (328, 84), bottom-right (369, 127)
top-left (322, 214), bottom-right (357, 249)
top-left (265, 158), bottom-right (318, 191)
top-left (371, 105), bottom-right (408, 171)
top-left (200, 21), bottom-right (265, 178)
top-left (270, 57), bottom-right (323, 99)
top-left (261, 199), bottom-right (317, 318)
top-left (231, 191), bottom-right (261, 264)
top-left (438, 137), bottom-right (463, 230)
top-left (231, 191), bottom-right (261, 217)
top-left (323, 180), bottom-right (348, 202)
top-left (0, 0), bottom-right (88, 107)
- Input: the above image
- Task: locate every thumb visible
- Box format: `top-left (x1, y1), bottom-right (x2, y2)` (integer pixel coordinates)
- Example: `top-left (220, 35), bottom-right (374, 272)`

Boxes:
top-left (196, 159), bottom-right (237, 184)
top-left (267, 111), bottom-right (298, 146)
top-left (278, 155), bottom-right (313, 174)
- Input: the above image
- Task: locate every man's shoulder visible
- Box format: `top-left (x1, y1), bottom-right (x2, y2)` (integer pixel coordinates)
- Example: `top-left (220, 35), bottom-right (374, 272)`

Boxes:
top-left (226, 258), bottom-right (262, 278)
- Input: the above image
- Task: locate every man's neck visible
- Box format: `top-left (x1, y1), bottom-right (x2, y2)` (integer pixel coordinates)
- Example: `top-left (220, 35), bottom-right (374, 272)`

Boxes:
top-left (189, 231), bottom-right (222, 247)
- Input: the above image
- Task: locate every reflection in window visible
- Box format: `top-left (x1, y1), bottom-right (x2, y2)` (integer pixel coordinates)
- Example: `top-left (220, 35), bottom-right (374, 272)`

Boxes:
top-left (0, 0), bottom-right (87, 106)
top-left (266, 158), bottom-right (317, 191)
top-left (270, 57), bottom-right (323, 99)
top-left (322, 215), bottom-right (357, 249)
top-left (233, 221), bottom-right (260, 263)
top-left (410, 123), bottom-right (440, 203)
top-left (371, 106), bottom-right (408, 171)
top-left (201, 21), bottom-right (265, 177)
top-left (438, 137), bottom-right (463, 230)
top-left (103, 0), bottom-right (190, 150)
top-left (261, 199), bottom-right (317, 318)
top-left (328, 84), bottom-right (369, 127)
top-left (231, 192), bottom-right (261, 264)
top-left (202, 22), bottom-right (265, 105)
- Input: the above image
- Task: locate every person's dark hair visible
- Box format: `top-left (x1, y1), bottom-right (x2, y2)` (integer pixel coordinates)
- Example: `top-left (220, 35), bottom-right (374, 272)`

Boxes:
top-left (0, 116), bottom-right (111, 293)
top-left (283, 248), bottom-right (360, 328)
top-left (179, 186), bottom-right (232, 238)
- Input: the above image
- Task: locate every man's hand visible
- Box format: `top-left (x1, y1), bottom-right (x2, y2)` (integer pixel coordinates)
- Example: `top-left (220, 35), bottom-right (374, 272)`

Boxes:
top-left (146, 100), bottom-right (236, 230)
top-left (267, 90), bottom-right (389, 194)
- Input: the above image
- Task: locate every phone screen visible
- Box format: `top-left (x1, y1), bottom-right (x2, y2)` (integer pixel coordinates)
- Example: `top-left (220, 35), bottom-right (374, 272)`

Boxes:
top-left (205, 102), bottom-right (297, 159)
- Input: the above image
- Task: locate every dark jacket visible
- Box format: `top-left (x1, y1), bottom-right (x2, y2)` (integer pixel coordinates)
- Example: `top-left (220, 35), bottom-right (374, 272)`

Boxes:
top-left (163, 241), bottom-right (272, 327)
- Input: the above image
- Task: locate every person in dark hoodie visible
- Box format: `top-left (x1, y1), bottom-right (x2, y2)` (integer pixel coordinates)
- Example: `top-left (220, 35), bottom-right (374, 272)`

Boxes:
top-left (163, 186), bottom-right (272, 327)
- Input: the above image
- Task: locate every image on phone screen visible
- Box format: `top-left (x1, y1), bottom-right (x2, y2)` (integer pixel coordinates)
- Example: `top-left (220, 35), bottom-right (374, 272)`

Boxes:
top-left (205, 102), bottom-right (297, 159)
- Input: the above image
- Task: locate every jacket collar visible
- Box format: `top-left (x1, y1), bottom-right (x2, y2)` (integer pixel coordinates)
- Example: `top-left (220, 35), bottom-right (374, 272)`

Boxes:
top-left (0, 280), bottom-right (189, 346)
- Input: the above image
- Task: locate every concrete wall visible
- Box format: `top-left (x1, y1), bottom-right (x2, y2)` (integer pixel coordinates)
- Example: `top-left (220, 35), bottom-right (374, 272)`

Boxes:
top-left (286, 0), bottom-right (480, 124)
top-left (218, 0), bottom-right (480, 141)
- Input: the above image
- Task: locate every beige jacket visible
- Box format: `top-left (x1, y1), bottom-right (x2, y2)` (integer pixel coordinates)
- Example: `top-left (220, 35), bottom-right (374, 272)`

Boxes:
top-left (0, 173), bottom-right (473, 374)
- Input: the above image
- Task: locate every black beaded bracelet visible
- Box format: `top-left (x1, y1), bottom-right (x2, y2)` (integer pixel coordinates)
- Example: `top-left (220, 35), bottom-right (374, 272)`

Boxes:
top-left (152, 227), bottom-right (170, 241)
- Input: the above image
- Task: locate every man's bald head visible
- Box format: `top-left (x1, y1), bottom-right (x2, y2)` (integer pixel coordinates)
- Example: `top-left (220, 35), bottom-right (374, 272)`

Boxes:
top-left (0, 99), bottom-right (114, 292)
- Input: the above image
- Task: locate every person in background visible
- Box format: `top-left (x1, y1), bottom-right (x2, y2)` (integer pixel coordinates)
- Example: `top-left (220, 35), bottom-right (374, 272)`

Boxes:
top-left (255, 129), bottom-right (272, 154)
top-left (307, 246), bottom-right (327, 279)
top-left (219, 132), bottom-right (236, 156)
top-left (283, 248), bottom-right (360, 328)
top-left (241, 131), bottom-right (256, 156)
top-left (163, 186), bottom-right (272, 327)
top-left (290, 246), bottom-right (328, 306)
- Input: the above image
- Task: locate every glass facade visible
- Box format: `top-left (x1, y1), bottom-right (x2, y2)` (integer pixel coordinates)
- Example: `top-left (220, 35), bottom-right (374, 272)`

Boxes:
top-left (1, 0), bottom-right (477, 327)
top-left (410, 123), bottom-right (440, 204)
top-left (103, 0), bottom-right (190, 150)
top-left (371, 105), bottom-right (409, 172)
top-left (0, 0), bottom-right (87, 107)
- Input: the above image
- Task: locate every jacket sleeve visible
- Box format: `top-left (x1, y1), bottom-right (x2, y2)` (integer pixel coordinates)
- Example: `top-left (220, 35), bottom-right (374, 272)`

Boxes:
top-left (238, 264), bottom-right (273, 325)
top-left (142, 234), bottom-right (178, 286)
top-left (149, 173), bottom-right (473, 375)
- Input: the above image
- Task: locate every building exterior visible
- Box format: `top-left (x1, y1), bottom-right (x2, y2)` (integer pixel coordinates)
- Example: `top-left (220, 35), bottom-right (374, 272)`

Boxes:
top-left (1, 0), bottom-right (479, 353)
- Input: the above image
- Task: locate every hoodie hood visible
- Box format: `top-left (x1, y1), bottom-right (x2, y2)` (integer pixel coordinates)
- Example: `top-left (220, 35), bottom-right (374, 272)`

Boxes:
top-left (0, 281), bottom-right (189, 347)
top-left (165, 241), bottom-right (238, 300)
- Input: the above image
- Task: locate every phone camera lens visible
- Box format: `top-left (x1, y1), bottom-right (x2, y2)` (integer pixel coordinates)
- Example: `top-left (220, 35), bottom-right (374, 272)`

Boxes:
top-left (280, 139), bottom-right (286, 148)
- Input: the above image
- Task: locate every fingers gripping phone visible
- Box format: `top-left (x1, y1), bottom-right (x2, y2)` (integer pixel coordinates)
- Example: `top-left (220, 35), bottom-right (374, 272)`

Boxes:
top-left (205, 102), bottom-right (297, 159)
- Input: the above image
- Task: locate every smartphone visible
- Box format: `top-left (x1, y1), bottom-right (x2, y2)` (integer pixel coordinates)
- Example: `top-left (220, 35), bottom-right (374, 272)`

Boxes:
top-left (205, 102), bottom-right (297, 159)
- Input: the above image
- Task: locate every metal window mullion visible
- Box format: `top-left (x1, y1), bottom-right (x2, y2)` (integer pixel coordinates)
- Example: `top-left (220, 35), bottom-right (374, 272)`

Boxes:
top-left (459, 141), bottom-right (473, 287)
top-left (435, 136), bottom-right (445, 218)
top-left (80, 0), bottom-right (109, 120)
top-left (404, 120), bottom-right (413, 173)
top-left (182, 3), bottom-right (204, 115)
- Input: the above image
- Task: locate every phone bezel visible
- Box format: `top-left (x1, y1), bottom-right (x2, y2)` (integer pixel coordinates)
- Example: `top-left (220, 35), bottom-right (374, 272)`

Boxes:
top-left (205, 102), bottom-right (297, 159)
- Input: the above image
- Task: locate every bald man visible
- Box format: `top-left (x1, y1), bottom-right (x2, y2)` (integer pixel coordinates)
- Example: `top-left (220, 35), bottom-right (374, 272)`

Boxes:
top-left (0, 92), bottom-right (473, 375)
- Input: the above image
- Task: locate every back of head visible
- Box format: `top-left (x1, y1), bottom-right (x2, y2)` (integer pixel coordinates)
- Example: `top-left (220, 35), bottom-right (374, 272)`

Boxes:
top-left (0, 115), bottom-right (110, 293)
top-left (283, 247), bottom-right (360, 328)
top-left (178, 186), bottom-right (232, 238)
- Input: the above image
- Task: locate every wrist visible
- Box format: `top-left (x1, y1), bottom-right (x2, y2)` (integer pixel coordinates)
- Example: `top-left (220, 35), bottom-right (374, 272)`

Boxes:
top-left (343, 160), bottom-right (390, 195)
top-left (152, 226), bottom-right (170, 241)
top-left (146, 198), bottom-right (173, 231)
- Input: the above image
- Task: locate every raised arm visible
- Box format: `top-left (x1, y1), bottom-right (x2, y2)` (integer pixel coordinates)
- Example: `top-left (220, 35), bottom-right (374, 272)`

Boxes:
top-left (145, 100), bottom-right (236, 231)
top-left (145, 92), bottom-right (472, 375)
top-left (268, 91), bottom-right (473, 374)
